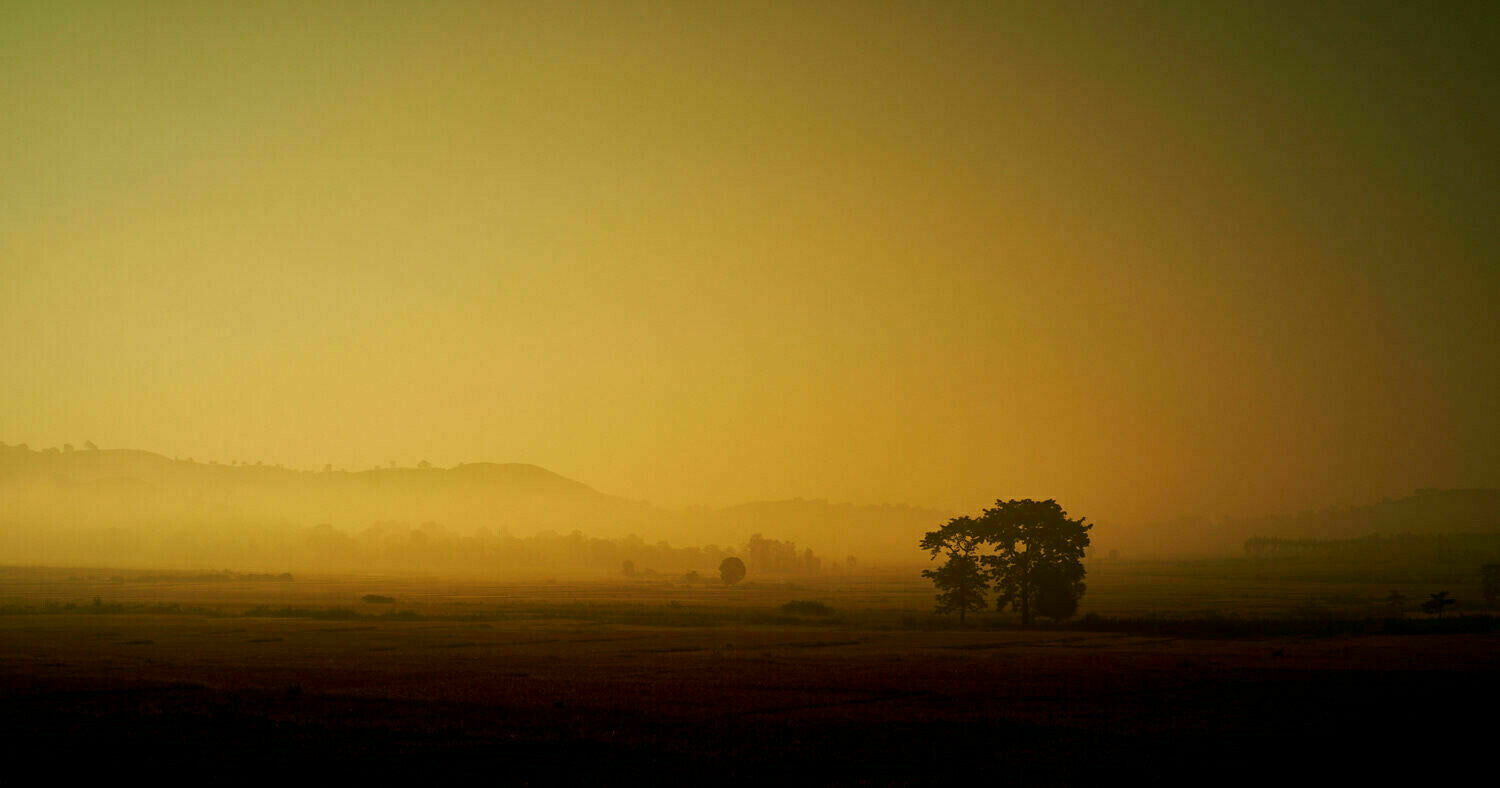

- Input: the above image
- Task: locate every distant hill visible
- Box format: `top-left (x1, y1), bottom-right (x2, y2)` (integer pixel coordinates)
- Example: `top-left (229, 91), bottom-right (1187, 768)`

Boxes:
top-left (0, 442), bottom-right (943, 569)
top-left (0, 443), bottom-right (639, 530)
top-left (1228, 488), bottom-right (1500, 541)
top-left (1122, 488), bottom-right (1500, 557)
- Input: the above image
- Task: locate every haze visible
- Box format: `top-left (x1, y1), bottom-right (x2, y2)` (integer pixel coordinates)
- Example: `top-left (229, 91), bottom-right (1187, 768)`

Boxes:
top-left (4, 0), bottom-right (1496, 539)
top-left (4, 6), bottom-right (1500, 777)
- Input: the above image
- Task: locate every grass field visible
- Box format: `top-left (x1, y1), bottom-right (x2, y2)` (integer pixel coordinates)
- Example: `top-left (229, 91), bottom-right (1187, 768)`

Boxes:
top-left (1, 561), bottom-right (1495, 783)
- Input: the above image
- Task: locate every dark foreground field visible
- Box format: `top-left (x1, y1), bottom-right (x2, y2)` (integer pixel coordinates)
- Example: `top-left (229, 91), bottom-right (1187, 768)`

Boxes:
top-left (1, 567), bottom-right (1496, 783)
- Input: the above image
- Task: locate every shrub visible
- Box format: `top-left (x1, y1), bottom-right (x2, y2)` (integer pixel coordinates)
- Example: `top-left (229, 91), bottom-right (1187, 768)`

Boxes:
top-left (719, 557), bottom-right (746, 585)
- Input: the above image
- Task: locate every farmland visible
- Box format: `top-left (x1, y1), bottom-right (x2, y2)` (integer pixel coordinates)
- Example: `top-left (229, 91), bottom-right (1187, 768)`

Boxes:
top-left (0, 562), bottom-right (1496, 782)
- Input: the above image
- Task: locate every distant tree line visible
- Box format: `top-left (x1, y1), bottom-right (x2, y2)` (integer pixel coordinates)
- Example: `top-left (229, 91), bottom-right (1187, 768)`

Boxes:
top-left (292, 521), bottom-right (835, 578)
top-left (744, 533), bottom-right (822, 574)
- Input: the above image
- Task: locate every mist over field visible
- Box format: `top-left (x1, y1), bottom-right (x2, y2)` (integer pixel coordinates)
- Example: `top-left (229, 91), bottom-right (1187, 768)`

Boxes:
top-left (5, 441), bottom-right (1498, 577)
top-left (3, 1), bottom-right (1498, 781)
top-left (0, 441), bottom-right (942, 572)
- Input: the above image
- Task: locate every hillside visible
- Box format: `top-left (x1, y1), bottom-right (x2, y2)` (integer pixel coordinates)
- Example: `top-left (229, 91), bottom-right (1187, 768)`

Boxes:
top-left (1122, 488), bottom-right (1500, 557)
top-left (1228, 488), bottom-right (1500, 541)
top-left (0, 443), bottom-right (943, 569)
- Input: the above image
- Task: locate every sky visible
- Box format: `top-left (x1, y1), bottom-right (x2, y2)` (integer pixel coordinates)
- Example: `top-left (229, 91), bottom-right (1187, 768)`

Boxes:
top-left (3, 1), bottom-right (1496, 527)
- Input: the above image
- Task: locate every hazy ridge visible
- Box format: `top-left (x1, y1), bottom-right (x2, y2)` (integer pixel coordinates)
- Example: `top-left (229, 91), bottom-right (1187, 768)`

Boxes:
top-left (0, 443), bottom-right (946, 571)
top-left (4, 442), bottom-right (1495, 571)
top-left (1128, 488), bottom-right (1500, 556)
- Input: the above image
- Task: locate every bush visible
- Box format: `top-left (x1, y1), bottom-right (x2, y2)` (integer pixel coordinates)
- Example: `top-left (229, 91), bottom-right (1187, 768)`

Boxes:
top-left (719, 557), bottom-right (746, 585)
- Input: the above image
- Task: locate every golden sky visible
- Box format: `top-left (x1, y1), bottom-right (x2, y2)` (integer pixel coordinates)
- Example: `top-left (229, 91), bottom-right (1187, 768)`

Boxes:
top-left (3, 1), bottom-right (1496, 526)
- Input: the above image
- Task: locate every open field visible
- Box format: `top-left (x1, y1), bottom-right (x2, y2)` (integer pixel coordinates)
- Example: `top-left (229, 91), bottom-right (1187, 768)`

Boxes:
top-left (1, 563), bottom-right (1497, 782)
top-left (2, 558), bottom-right (1492, 621)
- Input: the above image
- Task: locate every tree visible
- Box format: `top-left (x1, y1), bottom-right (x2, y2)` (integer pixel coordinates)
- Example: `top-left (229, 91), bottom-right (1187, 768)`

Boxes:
top-left (1384, 590), bottom-right (1406, 616)
top-left (1421, 591), bottom-right (1455, 617)
top-left (1033, 562), bottom-right (1081, 623)
top-left (719, 556), bottom-right (746, 586)
top-left (978, 499), bottom-right (1091, 628)
top-left (1481, 565), bottom-right (1500, 609)
top-left (919, 516), bottom-right (989, 623)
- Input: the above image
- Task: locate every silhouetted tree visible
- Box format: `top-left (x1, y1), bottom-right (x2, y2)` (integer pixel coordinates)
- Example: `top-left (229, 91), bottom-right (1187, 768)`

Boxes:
top-left (919, 516), bottom-right (989, 623)
top-left (719, 556), bottom-right (746, 585)
top-left (1481, 565), bottom-right (1500, 608)
top-left (1421, 591), bottom-right (1455, 617)
top-left (1384, 590), bottom-right (1407, 616)
top-left (1033, 562), bottom-right (1081, 623)
top-left (978, 499), bottom-right (1091, 628)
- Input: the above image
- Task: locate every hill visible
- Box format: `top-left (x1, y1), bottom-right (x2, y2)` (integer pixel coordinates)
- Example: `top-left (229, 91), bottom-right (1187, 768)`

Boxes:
top-left (1228, 488), bottom-right (1500, 541)
top-left (1122, 488), bottom-right (1500, 557)
top-left (0, 443), bottom-right (943, 570)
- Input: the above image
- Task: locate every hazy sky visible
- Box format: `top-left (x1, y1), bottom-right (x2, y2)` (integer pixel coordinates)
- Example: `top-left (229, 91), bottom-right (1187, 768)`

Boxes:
top-left (3, 1), bottom-right (1496, 525)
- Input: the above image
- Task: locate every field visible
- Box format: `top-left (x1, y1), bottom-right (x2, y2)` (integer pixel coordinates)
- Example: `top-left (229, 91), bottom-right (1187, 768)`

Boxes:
top-left (1, 562), bottom-right (1496, 783)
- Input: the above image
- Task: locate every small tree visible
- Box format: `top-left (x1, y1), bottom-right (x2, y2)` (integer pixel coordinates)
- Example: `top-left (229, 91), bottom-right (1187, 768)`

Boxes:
top-left (919, 516), bottom-right (989, 623)
top-left (1481, 565), bottom-right (1500, 609)
top-left (1384, 590), bottom-right (1406, 617)
top-left (1421, 591), bottom-right (1456, 618)
top-left (719, 556), bottom-right (746, 586)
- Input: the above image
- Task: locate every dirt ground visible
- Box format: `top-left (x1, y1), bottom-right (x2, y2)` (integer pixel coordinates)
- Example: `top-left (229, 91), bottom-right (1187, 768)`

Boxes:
top-left (1, 568), bottom-right (1496, 783)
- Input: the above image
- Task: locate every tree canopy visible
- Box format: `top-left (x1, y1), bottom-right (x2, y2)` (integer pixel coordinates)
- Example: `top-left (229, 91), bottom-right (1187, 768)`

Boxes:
top-left (919, 516), bottom-right (989, 623)
top-left (979, 499), bottom-right (1091, 628)
top-left (919, 499), bottom-right (1091, 627)
top-left (1421, 591), bottom-right (1455, 617)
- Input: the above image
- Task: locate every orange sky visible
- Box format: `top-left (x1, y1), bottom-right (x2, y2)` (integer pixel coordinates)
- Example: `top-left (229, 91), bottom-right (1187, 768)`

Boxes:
top-left (3, 1), bottom-right (1496, 527)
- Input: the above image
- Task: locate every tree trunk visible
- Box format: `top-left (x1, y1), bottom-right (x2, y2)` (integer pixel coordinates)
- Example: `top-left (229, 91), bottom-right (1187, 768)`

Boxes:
top-left (958, 571), bottom-right (966, 624)
top-left (1019, 553), bottom-right (1032, 628)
